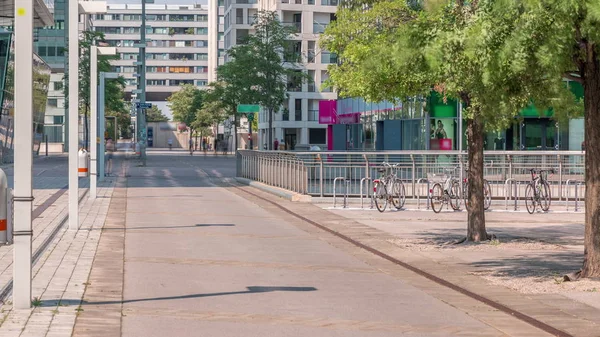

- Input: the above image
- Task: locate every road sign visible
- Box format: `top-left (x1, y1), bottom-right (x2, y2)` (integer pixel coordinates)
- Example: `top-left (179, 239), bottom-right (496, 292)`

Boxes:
top-left (246, 113), bottom-right (255, 122)
top-left (237, 104), bottom-right (260, 113)
top-left (136, 102), bottom-right (152, 109)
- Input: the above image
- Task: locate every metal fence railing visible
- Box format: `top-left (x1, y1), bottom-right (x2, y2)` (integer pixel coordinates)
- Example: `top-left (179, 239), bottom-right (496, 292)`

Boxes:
top-left (236, 150), bottom-right (587, 206)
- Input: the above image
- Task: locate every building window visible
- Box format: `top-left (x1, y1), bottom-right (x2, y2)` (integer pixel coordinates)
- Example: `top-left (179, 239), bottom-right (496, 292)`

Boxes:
top-left (147, 80), bottom-right (166, 86)
top-left (170, 15), bottom-right (195, 22)
top-left (196, 80), bottom-right (208, 86)
top-left (170, 80), bottom-right (194, 86)
top-left (53, 116), bottom-right (64, 125)
top-left (218, 32), bottom-right (224, 41)
top-left (170, 66), bottom-right (193, 73)
top-left (169, 54), bottom-right (193, 61)
top-left (196, 66), bottom-right (208, 73)
top-left (196, 40), bottom-right (208, 47)
top-left (295, 99), bottom-right (302, 121)
top-left (122, 27), bottom-right (139, 34)
top-left (196, 27), bottom-right (208, 35)
top-left (147, 66), bottom-right (167, 73)
top-left (123, 14), bottom-right (141, 21)
top-left (37, 46), bottom-right (47, 56)
top-left (48, 99), bottom-right (58, 107)
top-left (197, 15), bottom-right (208, 22)
top-left (122, 53), bottom-right (138, 60)
top-left (196, 53), bottom-right (208, 60)
top-left (122, 40), bottom-right (135, 47)
top-left (309, 129), bottom-right (326, 144)
top-left (147, 14), bottom-right (167, 21)
top-left (54, 81), bottom-right (63, 91)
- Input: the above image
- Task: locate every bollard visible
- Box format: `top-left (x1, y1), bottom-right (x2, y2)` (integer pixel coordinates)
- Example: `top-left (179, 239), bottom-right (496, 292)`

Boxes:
top-left (333, 177), bottom-right (345, 208)
top-left (6, 188), bottom-right (12, 245)
top-left (575, 182), bottom-right (582, 212)
top-left (0, 169), bottom-right (7, 244)
top-left (78, 149), bottom-right (89, 177)
top-left (514, 181), bottom-right (519, 211)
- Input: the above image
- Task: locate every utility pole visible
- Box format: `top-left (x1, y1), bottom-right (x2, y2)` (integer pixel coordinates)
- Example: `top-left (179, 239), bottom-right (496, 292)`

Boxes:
top-left (136, 0), bottom-right (148, 166)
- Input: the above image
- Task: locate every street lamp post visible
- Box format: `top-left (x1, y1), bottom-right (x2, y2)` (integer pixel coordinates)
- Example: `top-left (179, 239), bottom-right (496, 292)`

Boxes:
top-left (68, 0), bottom-right (79, 231)
top-left (13, 0), bottom-right (34, 310)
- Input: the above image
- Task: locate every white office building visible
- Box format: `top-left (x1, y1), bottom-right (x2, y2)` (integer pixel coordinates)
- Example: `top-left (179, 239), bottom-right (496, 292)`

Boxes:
top-left (91, 3), bottom-right (225, 103)
top-left (223, 0), bottom-right (338, 150)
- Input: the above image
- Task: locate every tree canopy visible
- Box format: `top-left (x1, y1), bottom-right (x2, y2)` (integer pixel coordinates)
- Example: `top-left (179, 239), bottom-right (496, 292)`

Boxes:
top-left (146, 105), bottom-right (170, 122)
top-left (168, 84), bottom-right (204, 131)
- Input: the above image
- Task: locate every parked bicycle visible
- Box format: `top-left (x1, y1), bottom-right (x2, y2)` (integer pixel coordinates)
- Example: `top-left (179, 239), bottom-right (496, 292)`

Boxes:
top-left (462, 168), bottom-right (492, 211)
top-left (430, 168), bottom-right (462, 213)
top-left (373, 162), bottom-right (406, 212)
top-left (525, 168), bottom-right (554, 214)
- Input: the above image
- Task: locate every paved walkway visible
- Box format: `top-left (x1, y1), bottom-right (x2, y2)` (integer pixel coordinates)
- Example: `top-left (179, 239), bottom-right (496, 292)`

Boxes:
top-left (73, 152), bottom-right (565, 337)
top-left (0, 155), bottom-right (113, 337)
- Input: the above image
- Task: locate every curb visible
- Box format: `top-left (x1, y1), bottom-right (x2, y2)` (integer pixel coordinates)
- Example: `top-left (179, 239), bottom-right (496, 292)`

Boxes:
top-left (234, 177), bottom-right (312, 202)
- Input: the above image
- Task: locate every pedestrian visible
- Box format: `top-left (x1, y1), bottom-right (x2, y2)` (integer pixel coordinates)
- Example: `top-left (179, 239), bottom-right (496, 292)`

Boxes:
top-left (105, 138), bottom-right (114, 176)
top-left (167, 137), bottom-right (173, 150)
top-left (189, 138), bottom-right (193, 155)
top-left (274, 138), bottom-right (279, 151)
top-left (202, 138), bottom-right (207, 155)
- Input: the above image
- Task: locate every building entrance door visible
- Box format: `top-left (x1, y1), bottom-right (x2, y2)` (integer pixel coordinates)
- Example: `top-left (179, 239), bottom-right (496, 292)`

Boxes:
top-left (522, 119), bottom-right (557, 150)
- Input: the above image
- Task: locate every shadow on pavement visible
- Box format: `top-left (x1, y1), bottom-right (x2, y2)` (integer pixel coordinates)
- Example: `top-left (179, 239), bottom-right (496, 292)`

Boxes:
top-left (56, 286), bottom-right (318, 307)
top-left (408, 223), bottom-right (584, 247)
top-left (468, 251), bottom-right (584, 279)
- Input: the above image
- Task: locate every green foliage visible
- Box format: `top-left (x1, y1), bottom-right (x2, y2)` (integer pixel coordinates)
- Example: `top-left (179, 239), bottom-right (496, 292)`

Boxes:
top-left (146, 105), bottom-right (169, 122)
top-left (168, 84), bottom-right (204, 131)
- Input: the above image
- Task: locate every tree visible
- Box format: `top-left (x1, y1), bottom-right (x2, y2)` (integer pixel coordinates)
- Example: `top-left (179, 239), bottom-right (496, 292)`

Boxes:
top-left (219, 11), bottom-right (307, 150)
top-left (146, 105), bottom-right (169, 122)
top-left (193, 99), bottom-right (228, 147)
top-left (496, 0), bottom-right (599, 278)
top-left (65, 30), bottom-right (127, 149)
top-left (323, 0), bottom-right (541, 242)
top-left (168, 84), bottom-right (204, 135)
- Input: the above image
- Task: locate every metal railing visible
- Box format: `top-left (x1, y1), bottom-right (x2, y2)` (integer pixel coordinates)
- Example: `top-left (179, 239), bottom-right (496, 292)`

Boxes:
top-left (237, 150), bottom-right (587, 207)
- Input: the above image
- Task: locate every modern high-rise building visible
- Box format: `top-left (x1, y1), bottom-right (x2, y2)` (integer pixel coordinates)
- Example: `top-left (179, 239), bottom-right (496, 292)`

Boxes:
top-left (34, 0), bottom-right (68, 147)
top-left (91, 3), bottom-right (225, 104)
top-left (223, 0), bottom-right (338, 150)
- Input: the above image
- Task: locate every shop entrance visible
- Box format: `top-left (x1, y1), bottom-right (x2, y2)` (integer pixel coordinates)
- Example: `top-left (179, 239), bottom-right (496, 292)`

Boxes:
top-left (521, 119), bottom-right (557, 150)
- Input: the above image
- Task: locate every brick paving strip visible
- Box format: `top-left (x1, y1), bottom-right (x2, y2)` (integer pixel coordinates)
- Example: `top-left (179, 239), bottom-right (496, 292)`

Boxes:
top-left (0, 179), bottom-right (114, 337)
top-left (71, 177), bottom-right (126, 337)
top-left (228, 182), bottom-right (600, 337)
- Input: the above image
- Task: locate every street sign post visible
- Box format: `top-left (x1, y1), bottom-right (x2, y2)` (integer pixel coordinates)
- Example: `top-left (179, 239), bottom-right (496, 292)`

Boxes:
top-left (237, 104), bottom-right (260, 113)
top-left (237, 105), bottom-right (259, 150)
top-left (136, 102), bottom-right (152, 109)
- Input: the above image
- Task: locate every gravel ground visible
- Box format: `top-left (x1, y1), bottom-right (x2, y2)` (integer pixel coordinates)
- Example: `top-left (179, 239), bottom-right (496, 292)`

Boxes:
top-left (388, 237), bottom-right (600, 294)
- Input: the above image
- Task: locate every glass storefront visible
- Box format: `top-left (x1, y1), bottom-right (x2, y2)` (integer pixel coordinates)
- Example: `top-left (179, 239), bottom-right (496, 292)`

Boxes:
top-left (328, 83), bottom-right (584, 151)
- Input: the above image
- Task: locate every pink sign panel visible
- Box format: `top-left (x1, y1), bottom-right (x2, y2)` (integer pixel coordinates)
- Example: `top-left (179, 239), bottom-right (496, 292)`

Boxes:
top-left (319, 100), bottom-right (338, 124)
top-left (430, 139), bottom-right (453, 150)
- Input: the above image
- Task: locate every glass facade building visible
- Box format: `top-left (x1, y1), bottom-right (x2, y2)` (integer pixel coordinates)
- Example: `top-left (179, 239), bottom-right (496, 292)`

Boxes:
top-left (327, 82), bottom-right (584, 151)
top-left (0, 29), bottom-right (52, 163)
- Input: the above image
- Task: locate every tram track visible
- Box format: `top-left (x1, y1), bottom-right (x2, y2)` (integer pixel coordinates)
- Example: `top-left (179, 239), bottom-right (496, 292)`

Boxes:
top-left (0, 185), bottom-right (89, 304)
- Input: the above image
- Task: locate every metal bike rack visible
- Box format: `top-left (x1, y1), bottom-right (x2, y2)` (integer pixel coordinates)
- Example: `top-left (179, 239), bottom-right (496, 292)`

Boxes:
top-left (333, 177), bottom-right (346, 208)
top-left (565, 179), bottom-right (583, 211)
top-left (344, 180), bottom-right (350, 208)
top-left (416, 178), bottom-right (429, 210)
top-left (359, 177), bottom-right (373, 209)
top-left (504, 178), bottom-right (519, 211)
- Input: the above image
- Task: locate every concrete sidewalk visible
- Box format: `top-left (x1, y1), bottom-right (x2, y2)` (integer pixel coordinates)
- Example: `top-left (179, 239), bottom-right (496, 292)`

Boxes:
top-left (72, 154), bottom-right (571, 337)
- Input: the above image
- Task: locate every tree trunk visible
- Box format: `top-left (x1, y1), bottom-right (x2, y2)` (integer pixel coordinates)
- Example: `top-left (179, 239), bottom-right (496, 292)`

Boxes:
top-left (268, 108), bottom-right (273, 150)
top-left (582, 47), bottom-right (600, 278)
top-left (466, 115), bottom-right (488, 241)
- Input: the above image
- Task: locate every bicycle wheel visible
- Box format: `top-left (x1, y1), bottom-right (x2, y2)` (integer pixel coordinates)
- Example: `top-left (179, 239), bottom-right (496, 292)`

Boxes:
top-left (431, 183), bottom-right (444, 213)
top-left (450, 180), bottom-right (462, 210)
top-left (484, 180), bottom-right (492, 210)
top-left (373, 181), bottom-right (387, 213)
top-left (391, 178), bottom-right (406, 210)
top-left (539, 181), bottom-right (551, 212)
top-left (525, 183), bottom-right (536, 214)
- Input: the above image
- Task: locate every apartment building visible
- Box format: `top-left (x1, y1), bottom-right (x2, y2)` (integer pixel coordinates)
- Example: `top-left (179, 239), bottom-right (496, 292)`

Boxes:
top-left (223, 0), bottom-right (338, 150)
top-left (91, 3), bottom-right (225, 103)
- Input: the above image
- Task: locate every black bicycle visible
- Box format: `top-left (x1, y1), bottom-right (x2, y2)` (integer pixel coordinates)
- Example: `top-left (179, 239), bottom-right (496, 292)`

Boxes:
top-left (525, 168), bottom-right (553, 214)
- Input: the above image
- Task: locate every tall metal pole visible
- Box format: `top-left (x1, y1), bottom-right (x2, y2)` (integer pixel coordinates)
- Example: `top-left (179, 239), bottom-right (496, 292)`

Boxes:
top-left (99, 73), bottom-right (106, 180)
top-left (13, 0), bottom-right (34, 309)
top-left (68, 0), bottom-right (79, 230)
top-left (90, 46), bottom-right (98, 199)
top-left (138, 0), bottom-right (147, 166)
